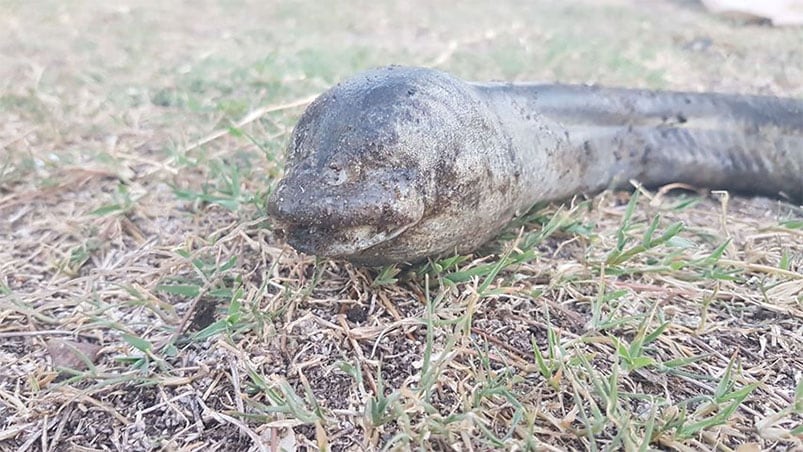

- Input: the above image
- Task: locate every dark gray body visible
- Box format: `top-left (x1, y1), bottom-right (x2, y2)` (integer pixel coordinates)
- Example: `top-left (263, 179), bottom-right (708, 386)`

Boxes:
top-left (267, 66), bottom-right (803, 266)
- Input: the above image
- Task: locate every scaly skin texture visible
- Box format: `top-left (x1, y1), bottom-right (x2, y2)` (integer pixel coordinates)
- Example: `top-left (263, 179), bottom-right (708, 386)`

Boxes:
top-left (267, 66), bottom-right (803, 266)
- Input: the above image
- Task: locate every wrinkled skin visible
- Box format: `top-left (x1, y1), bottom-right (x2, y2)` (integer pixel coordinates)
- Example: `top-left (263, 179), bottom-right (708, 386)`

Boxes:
top-left (268, 67), bottom-right (530, 265)
top-left (267, 66), bottom-right (803, 266)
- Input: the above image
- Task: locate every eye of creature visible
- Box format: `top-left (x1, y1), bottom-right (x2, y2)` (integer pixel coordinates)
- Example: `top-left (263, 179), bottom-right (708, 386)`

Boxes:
top-left (325, 161), bottom-right (350, 186)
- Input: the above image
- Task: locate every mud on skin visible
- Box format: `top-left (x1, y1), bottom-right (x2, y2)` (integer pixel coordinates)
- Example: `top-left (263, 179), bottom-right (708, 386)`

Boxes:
top-left (267, 66), bottom-right (803, 266)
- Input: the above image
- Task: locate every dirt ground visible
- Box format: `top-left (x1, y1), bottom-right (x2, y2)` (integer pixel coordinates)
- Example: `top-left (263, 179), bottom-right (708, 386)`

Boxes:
top-left (1, 0), bottom-right (802, 450)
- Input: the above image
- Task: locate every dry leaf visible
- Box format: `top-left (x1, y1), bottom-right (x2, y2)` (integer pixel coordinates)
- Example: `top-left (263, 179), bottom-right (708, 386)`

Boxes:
top-left (734, 442), bottom-right (761, 452)
top-left (46, 339), bottom-right (101, 371)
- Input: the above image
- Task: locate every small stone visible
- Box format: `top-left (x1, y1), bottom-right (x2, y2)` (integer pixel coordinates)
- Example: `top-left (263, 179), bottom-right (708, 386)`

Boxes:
top-left (46, 338), bottom-right (102, 371)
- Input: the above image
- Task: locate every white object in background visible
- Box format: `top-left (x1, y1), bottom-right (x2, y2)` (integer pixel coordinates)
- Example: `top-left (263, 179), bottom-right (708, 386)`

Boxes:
top-left (701, 0), bottom-right (803, 25)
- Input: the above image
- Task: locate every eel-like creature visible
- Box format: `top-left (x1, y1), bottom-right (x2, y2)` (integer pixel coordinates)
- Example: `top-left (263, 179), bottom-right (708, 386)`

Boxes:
top-left (267, 66), bottom-right (803, 266)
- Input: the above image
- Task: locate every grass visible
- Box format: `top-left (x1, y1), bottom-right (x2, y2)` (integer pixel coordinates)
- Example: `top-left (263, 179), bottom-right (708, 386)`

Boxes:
top-left (1, 0), bottom-right (803, 450)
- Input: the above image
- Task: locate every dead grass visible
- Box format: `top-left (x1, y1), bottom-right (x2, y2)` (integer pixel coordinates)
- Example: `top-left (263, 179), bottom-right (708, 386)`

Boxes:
top-left (1, 0), bottom-right (802, 450)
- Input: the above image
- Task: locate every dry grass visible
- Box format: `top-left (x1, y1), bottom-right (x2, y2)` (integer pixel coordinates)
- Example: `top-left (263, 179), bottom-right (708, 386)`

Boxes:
top-left (1, 0), bottom-right (802, 450)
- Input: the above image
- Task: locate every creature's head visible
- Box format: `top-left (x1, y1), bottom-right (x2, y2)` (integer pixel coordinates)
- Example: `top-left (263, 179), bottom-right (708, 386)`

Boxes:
top-left (267, 66), bottom-right (517, 266)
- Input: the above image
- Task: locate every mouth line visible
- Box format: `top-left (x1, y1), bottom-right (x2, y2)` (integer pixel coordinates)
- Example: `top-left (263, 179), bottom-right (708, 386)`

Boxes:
top-left (331, 221), bottom-right (417, 257)
top-left (281, 219), bottom-right (419, 258)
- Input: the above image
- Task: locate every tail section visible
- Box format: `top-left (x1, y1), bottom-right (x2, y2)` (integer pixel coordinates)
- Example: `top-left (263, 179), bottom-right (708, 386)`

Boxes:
top-left (480, 83), bottom-right (803, 202)
top-left (541, 85), bottom-right (803, 202)
top-left (576, 122), bottom-right (802, 201)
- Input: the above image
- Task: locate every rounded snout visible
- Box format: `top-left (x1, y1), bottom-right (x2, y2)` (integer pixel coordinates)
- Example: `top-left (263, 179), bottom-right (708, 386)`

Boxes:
top-left (266, 168), bottom-right (425, 257)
